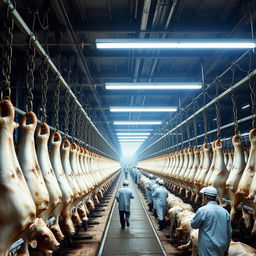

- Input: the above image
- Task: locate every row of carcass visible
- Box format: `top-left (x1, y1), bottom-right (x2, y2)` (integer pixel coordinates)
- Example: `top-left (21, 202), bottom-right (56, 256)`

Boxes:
top-left (0, 100), bottom-right (120, 256)
top-left (139, 175), bottom-right (256, 256)
top-left (137, 128), bottom-right (256, 231)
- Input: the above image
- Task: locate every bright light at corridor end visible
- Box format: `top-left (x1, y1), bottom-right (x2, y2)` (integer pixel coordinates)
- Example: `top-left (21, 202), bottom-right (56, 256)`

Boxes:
top-left (114, 121), bottom-right (161, 125)
top-left (105, 83), bottom-right (202, 90)
top-left (110, 107), bottom-right (177, 112)
top-left (96, 39), bottom-right (256, 49)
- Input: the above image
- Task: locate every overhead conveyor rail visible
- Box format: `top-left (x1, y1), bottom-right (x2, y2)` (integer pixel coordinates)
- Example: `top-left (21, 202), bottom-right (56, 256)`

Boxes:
top-left (2, 0), bottom-right (119, 160)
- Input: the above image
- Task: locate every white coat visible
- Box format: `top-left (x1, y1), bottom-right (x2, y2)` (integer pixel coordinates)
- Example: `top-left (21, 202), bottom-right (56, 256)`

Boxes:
top-left (116, 187), bottom-right (134, 212)
top-left (151, 183), bottom-right (159, 209)
top-left (191, 201), bottom-right (232, 256)
top-left (152, 185), bottom-right (168, 220)
top-left (145, 179), bottom-right (155, 204)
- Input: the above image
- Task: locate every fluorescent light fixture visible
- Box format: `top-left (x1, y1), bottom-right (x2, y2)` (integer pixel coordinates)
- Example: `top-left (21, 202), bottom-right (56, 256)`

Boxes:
top-left (96, 39), bottom-right (256, 49)
top-left (119, 139), bottom-right (145, 142)
top-left (115, 129), bottom-right (153, 131)
top-left (106, 82), bottom-right (202, 90)
top-left (114, 121), bottom-right (161, 125)
top-left (242, 104), bottom-right (250, 109)
top-left (118, 136), bottom-right (148, 139)
top-left (121, 141), bottom-right (142, 143)
top-left (110, 107), bottom-right (177, 112)
top-left (117, 133), bottom-right (151, 135)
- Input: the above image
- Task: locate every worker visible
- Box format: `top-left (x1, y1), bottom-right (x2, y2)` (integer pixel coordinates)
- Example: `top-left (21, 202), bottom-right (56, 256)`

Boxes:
top-left (124, 168), bottom-right (128, 179)
top-left (152, 179), bottom-right (168, 230)
top-left (136, 170), bottom-right (142, 188)
top-left (190, 186), bottom-right (232, 256)
top-left (116, 180), bottom-right (134, 229)
top-left (145, 174), bottom-right (155, 211)
top-left (152, 178), bottom-right (160, 218)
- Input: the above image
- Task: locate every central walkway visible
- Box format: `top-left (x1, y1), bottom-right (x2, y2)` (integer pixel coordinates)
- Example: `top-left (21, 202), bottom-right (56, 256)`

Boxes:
top-left (100, 173), bottom-right (165, 256)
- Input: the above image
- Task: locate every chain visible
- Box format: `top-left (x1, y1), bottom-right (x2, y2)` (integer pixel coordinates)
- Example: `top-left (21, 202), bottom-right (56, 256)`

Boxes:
top-left (81, 118), bottom-right (86, 146)
top-left (39, 57), bottom-right (49, 121)
top-left (71, 102), bottom-right (77, 141)
top-left (203, 111), bottom-right (208, 143)
top-left (202, 90), bottom-right (208, 143)
top-left (88, 124), bottom-right (92, 149)
top-left (185, 108), bottom-right (191, 147)
top-left (77, 111), bottom-right (82, 144)
top-left (170, 131), bottom-right (174, 151)
top-left (1, 5), bottom-right (14, 100)
top-left (175, 129), bottom-right (179, 151)
top-left (91, 114), bottom-right (97, 151)
top-left (180, 111), bottom-right (184, 149)
top-left (64, 65), bottom-right (71, 137)
top-left (249, 78), bottom-right (256, 128)
top-left (92, 129), bottom-right (96, 152)
top-left (75, 111), bottom-right (79, 144)
top-left (25, 35), bottom-right (36, 112)
top-left (167, 133), bottom-right (171, 151)
top-left (64, 88), bottom-right (70, 137)
top-left (53, 76), bottom-right (61, 130)
top-left (193, 100), bottom-right (198, 145)
top-left (215, 100), bottom-right (221, 139)
top-left (85, 119), bottom-right (89, 146)
top-left (231, 92), bottom-right (239, 134)
top-left (186, 123), bottom-right (191, 148)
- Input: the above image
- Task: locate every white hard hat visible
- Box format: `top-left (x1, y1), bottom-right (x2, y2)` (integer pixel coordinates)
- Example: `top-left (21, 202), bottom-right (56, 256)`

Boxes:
top-left (200, 186), bottom-right (217, 197)
top-left (158, 179), bottom-right (165, 185)
top-left (123, 180), bottom-right (129, 186)
top-left (149, 174), bottom-right (153, 178)
top-left (156, 178), bottom-right (161, 183)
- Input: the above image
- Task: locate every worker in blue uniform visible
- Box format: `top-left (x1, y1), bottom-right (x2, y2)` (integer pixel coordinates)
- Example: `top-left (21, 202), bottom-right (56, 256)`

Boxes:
top-left (145, 174), bottom-right (155, 211)
top-left (136, 169), bottom-right (142, 188)
top-left (152, 179), bottom-right (168, 230)
top-left (124, 168), bottom-right (128, 179)
top-left (116, 180), bottom-right (134, 229)
top-left (152, 178), bottom-right (160, 218)
top-left (191, 186), bottom-right (232, 256)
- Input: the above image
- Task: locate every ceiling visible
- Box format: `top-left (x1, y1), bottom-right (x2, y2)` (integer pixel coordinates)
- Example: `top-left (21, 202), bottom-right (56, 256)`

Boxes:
top-left (0, 0), bottom-right (255, 159)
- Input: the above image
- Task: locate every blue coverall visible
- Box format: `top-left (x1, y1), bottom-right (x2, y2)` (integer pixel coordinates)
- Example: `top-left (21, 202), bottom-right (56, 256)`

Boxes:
top-left (152, 185), bottom-right (168, 221)
top-left (191, 201), bottom-right (232, 256)
top-left (116, 186), bottom-right (134, 228)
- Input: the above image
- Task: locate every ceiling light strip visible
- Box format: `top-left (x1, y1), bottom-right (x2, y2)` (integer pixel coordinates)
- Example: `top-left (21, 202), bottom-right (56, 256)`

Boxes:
top-left (119, 139), bottom-right (146, 142)
top-left (96, 39), bottom-right (256, 49)
top-left (105, 83), bottom-right (202, 90)
top-left (115, 129), bottom-right (153, 131)
top-left (110, 107), bottom-right (177, 112)
top-left (114, 121), bottom-right (161, 125)
top-left (118, 136), bottom-right (148, 139)
top-left (117, 133), bottom-right (151, 135)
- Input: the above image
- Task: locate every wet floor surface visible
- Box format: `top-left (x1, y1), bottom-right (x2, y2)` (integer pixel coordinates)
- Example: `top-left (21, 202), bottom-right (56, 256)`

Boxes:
top-left (101, 175), bottom-right (165, 256)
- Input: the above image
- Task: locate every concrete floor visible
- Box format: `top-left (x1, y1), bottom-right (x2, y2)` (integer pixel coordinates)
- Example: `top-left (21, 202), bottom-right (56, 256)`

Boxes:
top-left (101, 175), bottom-right (165, 256)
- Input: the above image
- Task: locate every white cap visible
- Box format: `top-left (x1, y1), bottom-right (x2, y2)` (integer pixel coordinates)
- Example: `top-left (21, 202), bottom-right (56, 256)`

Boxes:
top-left (149, 174), bottom-right (153, 178)
top-left (158, 179), bottom-right (165, 185)
top-left (200, 186), bottom-right (217, 197)
top-left (199, 187), bottom-right (206, 194)
top-left (123, 180), bottom-right (129, 186)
